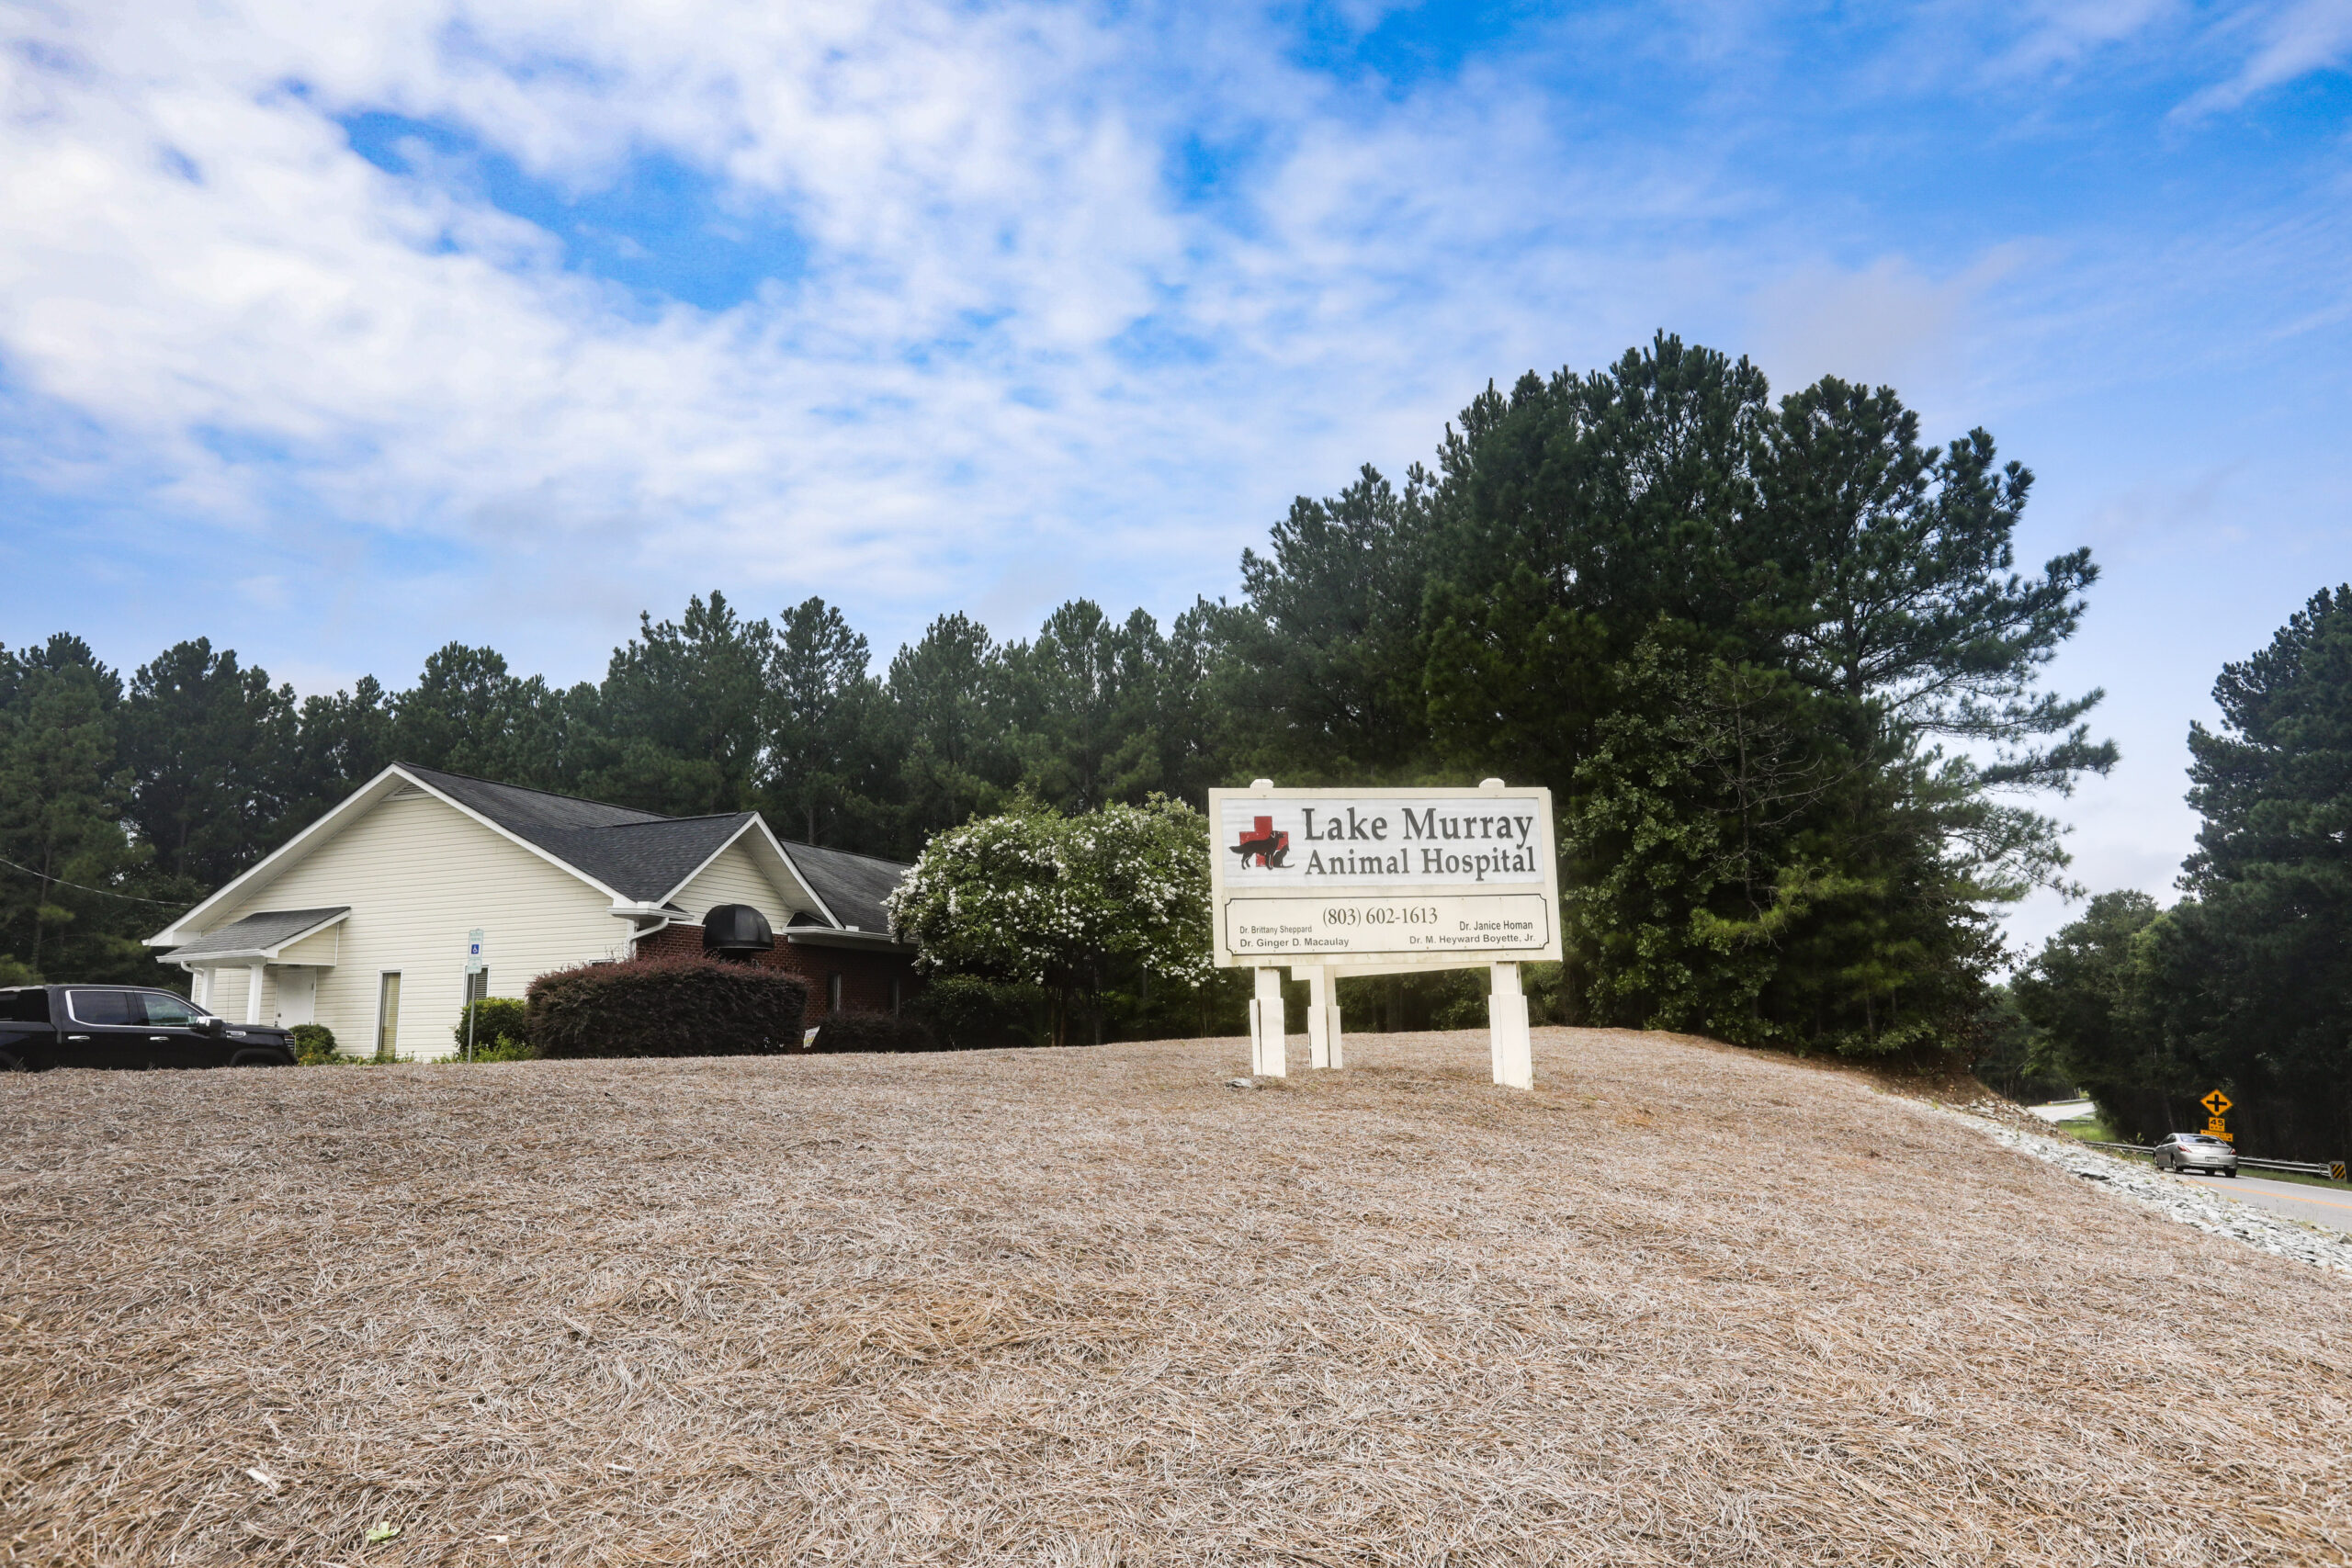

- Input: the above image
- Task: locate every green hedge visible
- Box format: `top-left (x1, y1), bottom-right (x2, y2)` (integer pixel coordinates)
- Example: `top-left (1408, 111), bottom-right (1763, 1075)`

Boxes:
top-left (526, 958), bottom-right (808, 1059)
top-left (453, 997), bottom-right (535, 1061)
top-left (808, 1011), bottom-right (941, 1054)
top-left (288, 1022), bottom-right (342, 1065)
top-left (903, 974), bottom-right (1051, 1049)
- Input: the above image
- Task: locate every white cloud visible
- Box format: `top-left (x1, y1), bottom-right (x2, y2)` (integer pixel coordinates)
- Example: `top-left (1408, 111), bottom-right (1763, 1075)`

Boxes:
top-left (2179, 0), bottom-right (2352, 114)
top-left (0, 0), bottom-right (1769, 662)
top-left (1746, 249), bottom-right (2029, 404)
top-left (1991, 0), bottom-right (2184, 78)
top-left (1, 3), bottom-right (1196, 607)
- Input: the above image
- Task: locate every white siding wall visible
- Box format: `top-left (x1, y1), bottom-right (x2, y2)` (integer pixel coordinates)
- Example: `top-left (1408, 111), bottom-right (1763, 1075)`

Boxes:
top-left (205, 964), bottom-right (254, 1022)
top-left (277, 926), bottom-right (342, 966)
top-left (671, 838), bottom-right (794, 926)
top-left (208, 795), bottom-right (626, 1059)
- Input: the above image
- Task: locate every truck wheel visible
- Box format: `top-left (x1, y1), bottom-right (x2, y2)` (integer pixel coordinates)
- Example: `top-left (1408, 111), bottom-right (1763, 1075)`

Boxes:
top-left (0, 1049), bottom-right (24, 1073)
top-left (229, 1049), bottom-right (292, 1067)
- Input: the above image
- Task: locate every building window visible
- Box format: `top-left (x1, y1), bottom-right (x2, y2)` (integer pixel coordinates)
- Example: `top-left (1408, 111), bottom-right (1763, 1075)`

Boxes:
top-left (466, 968), bottom-right (490, 1007)
top-left (376, 972), bottom-right (402, 1061)
top-left (827, 973), bottom-right (842, 1014)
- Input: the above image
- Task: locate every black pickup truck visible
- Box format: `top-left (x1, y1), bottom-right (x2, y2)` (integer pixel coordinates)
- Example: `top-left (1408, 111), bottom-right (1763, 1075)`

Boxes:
top-left (0, 986), bottom-right (297, 1071)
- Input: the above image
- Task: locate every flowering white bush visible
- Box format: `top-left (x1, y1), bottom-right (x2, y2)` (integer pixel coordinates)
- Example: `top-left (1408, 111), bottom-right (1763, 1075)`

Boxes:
top-left (887, 794), bottom-right (1212, 1045)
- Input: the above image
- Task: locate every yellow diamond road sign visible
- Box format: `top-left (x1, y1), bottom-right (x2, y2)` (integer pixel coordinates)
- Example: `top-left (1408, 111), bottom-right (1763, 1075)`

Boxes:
top-left (2201, 1090), bottom-right (2232, 1116)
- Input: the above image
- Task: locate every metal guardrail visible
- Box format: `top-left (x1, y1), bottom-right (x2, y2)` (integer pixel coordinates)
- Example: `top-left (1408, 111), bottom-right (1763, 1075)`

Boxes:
top-left (2081, 1140), bottom-right (2341, 1179)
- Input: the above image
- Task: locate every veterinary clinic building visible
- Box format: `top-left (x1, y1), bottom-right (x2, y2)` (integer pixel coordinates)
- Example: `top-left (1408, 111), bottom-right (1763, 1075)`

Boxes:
top-left (146, 764), bottom-right (917, 1059)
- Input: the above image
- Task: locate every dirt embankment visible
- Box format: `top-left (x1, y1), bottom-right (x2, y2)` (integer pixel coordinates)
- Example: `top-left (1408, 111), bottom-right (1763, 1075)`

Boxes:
top-left (4, 1028), bottom-right (2348, 1566)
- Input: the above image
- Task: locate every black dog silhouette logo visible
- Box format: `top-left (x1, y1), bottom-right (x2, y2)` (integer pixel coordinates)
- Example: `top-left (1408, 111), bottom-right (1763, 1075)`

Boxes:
top-left (1230, 815), bottom-right (1290, 868)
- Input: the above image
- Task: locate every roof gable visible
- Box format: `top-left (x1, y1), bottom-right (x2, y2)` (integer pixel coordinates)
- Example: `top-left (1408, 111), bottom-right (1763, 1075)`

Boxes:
top-left (152, 761), bottom-right (911, 946)
top-left (395, 767), bottom-right (769, 905)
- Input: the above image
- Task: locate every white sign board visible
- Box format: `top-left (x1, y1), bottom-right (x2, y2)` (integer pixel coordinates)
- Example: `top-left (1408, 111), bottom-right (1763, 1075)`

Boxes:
top-left (1206, 784), bottom-right (1560, 971)
top-left (465, 927), bottom-right (487, 976)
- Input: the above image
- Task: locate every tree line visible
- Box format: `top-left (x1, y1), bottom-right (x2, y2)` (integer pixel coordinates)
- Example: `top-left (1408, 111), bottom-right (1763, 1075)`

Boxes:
top-left (2008, 586), bottom-right (2352, 1160)
top-left (0, 594), bottom-right (1226, 986)
top-left (3, 333), bottom-right (2119, 1065)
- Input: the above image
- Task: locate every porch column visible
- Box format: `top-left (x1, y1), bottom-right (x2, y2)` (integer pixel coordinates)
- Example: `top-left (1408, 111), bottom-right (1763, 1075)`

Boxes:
top-left (246, 963), bottom-right (266, 1026)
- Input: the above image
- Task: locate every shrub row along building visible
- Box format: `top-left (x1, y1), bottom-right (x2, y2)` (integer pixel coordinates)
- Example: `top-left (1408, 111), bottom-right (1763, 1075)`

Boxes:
top-left (144, 764), bottom-right (918, 1059)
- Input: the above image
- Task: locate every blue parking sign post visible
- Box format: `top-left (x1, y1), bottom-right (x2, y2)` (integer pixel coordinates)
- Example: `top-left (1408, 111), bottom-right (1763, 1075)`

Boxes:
top-left (464, 929), bottom-right (487, 1062)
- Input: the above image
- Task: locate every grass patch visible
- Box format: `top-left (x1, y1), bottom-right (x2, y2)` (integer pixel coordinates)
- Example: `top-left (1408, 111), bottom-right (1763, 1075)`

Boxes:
top-left (2055, 1112), bottom-right (2118, 1143)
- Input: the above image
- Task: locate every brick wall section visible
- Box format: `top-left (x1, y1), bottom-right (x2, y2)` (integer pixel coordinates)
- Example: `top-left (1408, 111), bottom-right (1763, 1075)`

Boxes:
top-left (633, 923), bottom-right (917, 1016)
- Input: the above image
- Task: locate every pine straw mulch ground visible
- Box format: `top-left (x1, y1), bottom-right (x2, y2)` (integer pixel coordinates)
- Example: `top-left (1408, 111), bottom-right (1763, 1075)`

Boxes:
top-left (4, 1027), bottom-right (2349, 1567)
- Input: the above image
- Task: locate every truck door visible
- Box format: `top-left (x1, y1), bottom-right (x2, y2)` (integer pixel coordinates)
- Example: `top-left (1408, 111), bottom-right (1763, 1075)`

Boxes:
top-left (134, 990), bottom-right (220, 1068)
top-left (59, 988), bottom-right (159, 1068)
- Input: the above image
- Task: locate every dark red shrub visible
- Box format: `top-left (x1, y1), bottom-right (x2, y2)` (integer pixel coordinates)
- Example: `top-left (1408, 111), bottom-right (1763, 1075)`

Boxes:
top-left (526, 957), bottom-right (808, 1059)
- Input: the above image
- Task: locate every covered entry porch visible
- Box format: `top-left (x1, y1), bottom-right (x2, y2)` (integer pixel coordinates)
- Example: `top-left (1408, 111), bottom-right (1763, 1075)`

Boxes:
top-left (160, 908), bottom-right (350, 1029)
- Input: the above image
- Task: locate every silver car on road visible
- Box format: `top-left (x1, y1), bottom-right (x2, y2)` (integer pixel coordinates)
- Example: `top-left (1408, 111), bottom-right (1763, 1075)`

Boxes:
top-left (2152, 1132), bottom-right (2239, 1177)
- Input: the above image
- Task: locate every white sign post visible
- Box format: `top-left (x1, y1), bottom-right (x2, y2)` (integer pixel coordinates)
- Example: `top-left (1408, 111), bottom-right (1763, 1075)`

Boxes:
top-left (1207, 778), bottom-right (1560, 1088)
top-left (463, 927), bottom-right (487, 1063)
top-left (1304, 964), bottom-right (1340, 1070)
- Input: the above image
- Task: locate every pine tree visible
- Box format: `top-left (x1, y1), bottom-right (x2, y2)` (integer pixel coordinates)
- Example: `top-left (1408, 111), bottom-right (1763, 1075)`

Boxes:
top-left (0, 637), bottom-right (154, 981)
top-left (120, 638), bottom-right (300, 885)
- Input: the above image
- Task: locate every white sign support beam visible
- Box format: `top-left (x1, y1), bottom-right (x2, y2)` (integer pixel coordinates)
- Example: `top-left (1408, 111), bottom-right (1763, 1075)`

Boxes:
top-left (1489, 961), bottom-right (1532, 1089)
top-left (1304, 964), bottom-right (1342, 1070)
top-left (1250, 965), bottom-right (1287, 1077)
top-left (1210, 777), bottom-right (1558, 1088)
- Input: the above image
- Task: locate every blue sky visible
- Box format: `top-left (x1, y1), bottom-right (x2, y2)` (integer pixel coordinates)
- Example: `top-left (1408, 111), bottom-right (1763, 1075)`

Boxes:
top-left (3, 0), bottom-right (2349, 952)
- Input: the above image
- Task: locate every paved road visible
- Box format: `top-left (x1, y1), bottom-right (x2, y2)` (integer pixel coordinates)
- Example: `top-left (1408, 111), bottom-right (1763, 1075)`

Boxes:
top-left (2159, 1169), bottom-right (2352, 1235)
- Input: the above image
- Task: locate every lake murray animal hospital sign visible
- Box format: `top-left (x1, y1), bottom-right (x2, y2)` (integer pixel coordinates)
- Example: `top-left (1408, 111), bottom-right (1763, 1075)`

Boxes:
top-left (1208, 780), bottom-right (1560, 1089)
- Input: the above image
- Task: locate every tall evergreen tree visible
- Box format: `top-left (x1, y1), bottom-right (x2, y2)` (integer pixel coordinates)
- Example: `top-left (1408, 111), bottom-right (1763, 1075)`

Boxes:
top-left (888, 613), bottom-right (1016, 844)
top-left (290, 675), bottom-right (397, 816)
top-left (763, 596), bottom-right (888, 844)
top-left (588, 592), bottom-right (773, 818)
top-left (393, 644), bottom-right (577, 790)
top-left (1228, 333), bottom-right (2111, 1055)
top-left (2012, 890), bottom-right (2167, 1133)
top-left (998, 601), bottom-right (1168, 810)
top-left (120, 638), bottom-right (300, 885)
top-left (1221, 466), bottom-right (1435, 780)
top-left (2144, 584), bottom-right (2352, 1154)
top-left (0, 637), bottom-right (154, 981)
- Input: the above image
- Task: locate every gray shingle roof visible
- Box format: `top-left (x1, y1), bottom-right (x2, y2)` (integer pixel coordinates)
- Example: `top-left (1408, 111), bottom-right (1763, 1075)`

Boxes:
top-left (401, 766), bottom-right (666, 833)
top-left (784, 841), bottom-right (908, 933)
top-left (399, 765), bottom-right (908, 922)
top-left (163, 907), bottom-right (349, 961)
top-left (402, 765), bottom-right (756, 903)
top-left (533, 817), bottom-right (760, 903)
